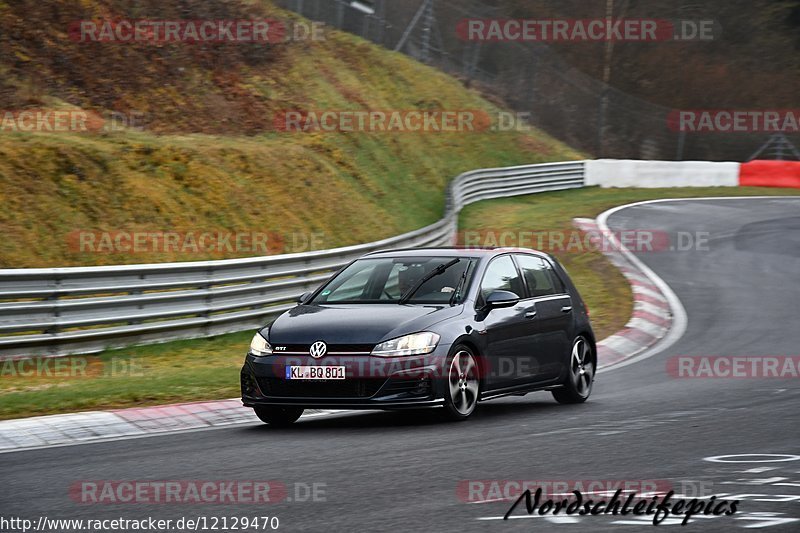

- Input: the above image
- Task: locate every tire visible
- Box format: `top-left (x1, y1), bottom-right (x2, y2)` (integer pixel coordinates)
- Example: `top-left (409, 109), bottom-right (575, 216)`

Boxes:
top-left (441, 345), bottom-right (481, 421)
top-left (552, 336), bottom-right (594, 404)
top-left (253, 405), bottom-right (304, 426)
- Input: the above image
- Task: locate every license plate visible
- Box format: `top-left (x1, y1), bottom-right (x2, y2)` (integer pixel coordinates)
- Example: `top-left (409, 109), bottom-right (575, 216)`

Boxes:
top-left (286, 366), bottom-right (346, 380)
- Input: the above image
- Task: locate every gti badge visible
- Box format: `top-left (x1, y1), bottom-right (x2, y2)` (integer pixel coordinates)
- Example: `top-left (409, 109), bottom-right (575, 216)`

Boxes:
top-left (309, 340), bottom-right (327, 359)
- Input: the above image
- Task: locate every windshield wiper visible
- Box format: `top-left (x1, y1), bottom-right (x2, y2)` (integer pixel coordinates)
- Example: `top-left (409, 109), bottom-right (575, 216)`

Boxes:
top-left (449, 261), bottom-right (471, 306)
top-left (398, 258), bottom-right (461, 304)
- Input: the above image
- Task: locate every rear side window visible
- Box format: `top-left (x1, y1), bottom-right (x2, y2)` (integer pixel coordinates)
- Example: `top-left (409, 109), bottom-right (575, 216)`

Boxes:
top-left (515, 254), bottom-right (564, 297)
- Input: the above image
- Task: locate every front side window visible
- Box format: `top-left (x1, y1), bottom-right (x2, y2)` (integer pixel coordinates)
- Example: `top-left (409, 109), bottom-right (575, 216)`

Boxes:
top-left (479, 255), bottom-right (524, 304)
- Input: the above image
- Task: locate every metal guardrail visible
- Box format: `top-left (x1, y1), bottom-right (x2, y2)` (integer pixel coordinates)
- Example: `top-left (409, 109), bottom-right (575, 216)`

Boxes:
top-left (0, 161), bottom-right (585, 357)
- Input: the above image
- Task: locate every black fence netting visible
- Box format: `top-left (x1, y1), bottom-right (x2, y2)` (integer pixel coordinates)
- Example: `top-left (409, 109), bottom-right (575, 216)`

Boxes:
top-left (276, 0), bottom-right (799, 162)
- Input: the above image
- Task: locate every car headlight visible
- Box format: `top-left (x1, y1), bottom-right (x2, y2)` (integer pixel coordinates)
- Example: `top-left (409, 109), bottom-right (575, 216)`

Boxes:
top-left (249, 332), bottom-right (273, 357)
top-left (371, 332), bottom-right (440, 357)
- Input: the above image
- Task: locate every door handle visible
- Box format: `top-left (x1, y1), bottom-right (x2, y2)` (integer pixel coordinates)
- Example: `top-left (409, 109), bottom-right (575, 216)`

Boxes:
top-left (561, 306), bottom-right (573, 313)
top-left (525, 310), bottom-right (537, 318)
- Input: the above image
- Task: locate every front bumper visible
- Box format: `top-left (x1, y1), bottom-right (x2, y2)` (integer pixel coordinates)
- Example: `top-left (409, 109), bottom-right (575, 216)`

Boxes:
top-left (240, 349), bottom-right (450, 409)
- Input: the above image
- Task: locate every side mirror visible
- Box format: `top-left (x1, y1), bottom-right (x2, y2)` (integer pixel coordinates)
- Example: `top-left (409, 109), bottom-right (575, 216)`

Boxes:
top-left (297, 291), bottom-right (313, 304)
top-left (485, 290), bottom-right (520, 310)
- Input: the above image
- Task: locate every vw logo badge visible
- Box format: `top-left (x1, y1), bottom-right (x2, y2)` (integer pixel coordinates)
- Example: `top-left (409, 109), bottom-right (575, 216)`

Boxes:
top-left (309, 341), bottom-right (327, 359)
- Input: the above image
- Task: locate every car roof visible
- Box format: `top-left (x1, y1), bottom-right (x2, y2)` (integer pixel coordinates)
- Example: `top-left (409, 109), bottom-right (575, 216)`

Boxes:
top-left (363, 247), bottom-right (550, 259)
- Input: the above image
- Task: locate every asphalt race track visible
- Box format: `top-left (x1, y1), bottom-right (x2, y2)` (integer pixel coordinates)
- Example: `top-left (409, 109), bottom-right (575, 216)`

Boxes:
top-left (2, 197), bottom-right (799, 532)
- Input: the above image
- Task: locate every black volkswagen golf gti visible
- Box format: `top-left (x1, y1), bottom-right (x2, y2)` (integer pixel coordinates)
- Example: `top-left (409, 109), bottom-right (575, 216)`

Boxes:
top-left (241, 248), bottom-right (596, 425)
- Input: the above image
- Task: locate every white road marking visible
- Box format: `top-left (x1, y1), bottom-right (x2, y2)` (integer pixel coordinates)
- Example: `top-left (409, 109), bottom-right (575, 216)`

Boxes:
top-left (738, 513), bottom-right (800, 528)
top-left (705, 454), bottom-right (800, 464)
top-left (612, 514), bottom-right (718, 526)
top-left (477, 514), bottom-right (536, 521)
top-left (714, 494), bottom-right (800, 503)
top-left (722, 477), bottom-right (789, 486)
top-left (546, 516), bottom-right (581, 524)
top-left (743, 467), bottom-right (780, 473)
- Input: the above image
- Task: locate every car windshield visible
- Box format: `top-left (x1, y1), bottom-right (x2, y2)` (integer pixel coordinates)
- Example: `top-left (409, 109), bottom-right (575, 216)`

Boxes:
top-left (310, 256), bottom-right (477, 305)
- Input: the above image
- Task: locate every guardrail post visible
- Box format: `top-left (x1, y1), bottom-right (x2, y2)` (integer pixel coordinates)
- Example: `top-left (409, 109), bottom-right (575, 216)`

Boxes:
top-left (44, 275), bottom-right (62, 357)
top-left (130, 274), bottom-right (144, 325)
top-left (202, 267), bottom-right (213, 337)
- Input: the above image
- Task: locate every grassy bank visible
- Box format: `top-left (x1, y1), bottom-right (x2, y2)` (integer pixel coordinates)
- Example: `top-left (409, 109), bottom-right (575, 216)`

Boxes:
top-left (0, 3), bottom-right (579, 268)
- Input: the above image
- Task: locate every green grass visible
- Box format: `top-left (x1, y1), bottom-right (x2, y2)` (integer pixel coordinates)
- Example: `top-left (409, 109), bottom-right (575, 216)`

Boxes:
top-left (0, 332), bottom-right (253, 420)
top-left (2, 186), bottom-right (796, 420)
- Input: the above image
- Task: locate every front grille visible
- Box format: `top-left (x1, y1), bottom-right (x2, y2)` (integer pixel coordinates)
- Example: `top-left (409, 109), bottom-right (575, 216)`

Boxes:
top-left (258, 377), bottom-right (385, 398)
